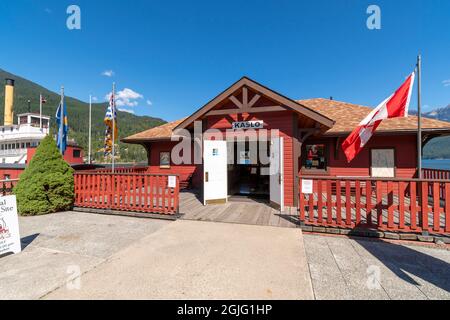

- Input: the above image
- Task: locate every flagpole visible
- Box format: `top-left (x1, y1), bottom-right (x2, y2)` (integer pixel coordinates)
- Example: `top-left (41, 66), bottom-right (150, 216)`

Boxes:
top-left (88, 94), bottom-right (92, 165)
top-left (417, 54), bottom-right (422, 179)
top-left (39, 93), bottom-right (43, 132)
top-left (60, 86), bottom-right (65, 155)
top-left (112, 82), bottom-right (116, 173)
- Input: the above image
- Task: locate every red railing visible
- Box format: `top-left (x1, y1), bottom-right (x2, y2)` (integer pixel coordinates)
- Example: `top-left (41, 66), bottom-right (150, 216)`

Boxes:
top-left (423, 168), bottom-right (450, 200)
top-left (87, 166), bottom-right (149, 174)
top-left (422, 168), bottom-right (450, 180)
top-left (299, 176), bottom-right (450, 235)
top-left (74, 173), bottom-right (180, 215)
top-left (0, 179), bottom-right (19, 196)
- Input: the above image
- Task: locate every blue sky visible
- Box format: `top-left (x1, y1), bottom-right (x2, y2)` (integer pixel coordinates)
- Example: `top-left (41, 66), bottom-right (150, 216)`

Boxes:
top-left (0, 0), bottom-right (449, 121)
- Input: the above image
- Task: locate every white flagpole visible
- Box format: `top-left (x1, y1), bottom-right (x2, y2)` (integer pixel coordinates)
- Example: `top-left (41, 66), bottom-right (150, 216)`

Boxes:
top-left (417, 54), bottom-right (422, 179)
top-left (88, 94), bottom-right (92, 165)
top-left (112, 82), bottom-right (116, 173)
top-left (39, 93), bottom-right (43, 132)
top-left (59, 86), bottom-right (65, 154)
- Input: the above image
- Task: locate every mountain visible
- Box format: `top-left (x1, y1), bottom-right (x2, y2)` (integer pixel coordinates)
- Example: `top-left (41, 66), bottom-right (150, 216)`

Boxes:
top-left (0, 69), bottom-right (166, 163)
top-left (422, 105), bottom-right (450, 122)
top-left (419, 105), bottom-right (450, 159)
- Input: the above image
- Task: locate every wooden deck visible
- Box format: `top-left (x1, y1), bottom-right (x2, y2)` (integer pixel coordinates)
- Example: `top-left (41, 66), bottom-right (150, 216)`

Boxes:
top-left (179, 191), bottom-right (300, 228)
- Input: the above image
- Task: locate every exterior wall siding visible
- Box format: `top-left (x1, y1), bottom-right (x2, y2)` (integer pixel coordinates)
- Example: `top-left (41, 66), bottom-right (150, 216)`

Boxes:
top-left (147, 141), bottom-right (202, 188)
top-left (301, 134), bottom-right (418, 179)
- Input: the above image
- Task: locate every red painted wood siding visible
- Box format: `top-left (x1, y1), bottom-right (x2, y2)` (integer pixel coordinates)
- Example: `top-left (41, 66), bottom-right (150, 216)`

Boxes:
top-left (147, 141), bottom-right (202, 189)
top-left (0, 168), bottom-right (23, 180)
top-left (207, 110), bottom-right (295, 206)
top-left (302, 135), bottom-right (418, 179)
top-left (27, 145), bottom-right (85, 165)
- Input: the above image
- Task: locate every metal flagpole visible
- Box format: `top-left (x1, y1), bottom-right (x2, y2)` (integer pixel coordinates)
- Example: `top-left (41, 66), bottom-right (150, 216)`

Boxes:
top-left (112, 82), bottom-right (116, 173)
top-left (417, 54), bottom-right (422, 179)
top-left (88, 94), bottom-right (92, 164)
top-left (39, 94), bottom-right (43, 132)
top-left (60, 86), bottom-right (65, 154)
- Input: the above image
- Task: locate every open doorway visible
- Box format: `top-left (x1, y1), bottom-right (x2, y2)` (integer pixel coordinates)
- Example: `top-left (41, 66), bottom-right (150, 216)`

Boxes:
top-left (227, 140), bottom-right (270, 202)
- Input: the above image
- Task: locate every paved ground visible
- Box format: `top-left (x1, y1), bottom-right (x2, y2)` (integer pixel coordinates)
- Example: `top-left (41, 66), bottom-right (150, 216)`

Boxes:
top-left (44, 220), bottom-right (312, 300)
top-left (0, 212), bottom-right (170, 299)
top-left (304, 234), bottom-right (450, 300)
top-left (2, 210), bottom-right (450, 300)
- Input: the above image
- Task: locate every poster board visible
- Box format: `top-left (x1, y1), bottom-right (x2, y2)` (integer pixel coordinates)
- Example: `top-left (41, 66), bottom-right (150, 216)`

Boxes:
top-left (371, 149), bottom-right (395, 178)
top-left (0, 195), bottom-right (21, 257)
top-left (301, 179), bottom-right (313, 194)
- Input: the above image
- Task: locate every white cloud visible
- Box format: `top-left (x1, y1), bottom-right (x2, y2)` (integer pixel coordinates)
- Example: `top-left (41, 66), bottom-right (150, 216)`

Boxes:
top-left (91, 96), bottom-right (98, 102)
top-left (118, 108), bottom-right (135, 114)
top-left (105, 88), bottom-right (144, 108)
top-left (146, 100), bottom-right (153, 106)
top-left (101, 70), bottom-right (115, 77)
top-left (45, 8), bottom-right (52, 14)
top-left (443, 80), bottom-right (450, 87)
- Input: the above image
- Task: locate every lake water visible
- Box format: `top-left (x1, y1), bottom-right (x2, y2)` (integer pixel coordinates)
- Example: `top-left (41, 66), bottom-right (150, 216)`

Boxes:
top-left (423, 159), bottom-right (450, 170)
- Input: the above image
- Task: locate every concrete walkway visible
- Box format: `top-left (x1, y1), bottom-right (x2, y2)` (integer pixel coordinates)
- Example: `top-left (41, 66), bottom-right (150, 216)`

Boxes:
top-left (44, 220), bottom-right (313, 300)
top-left (0, 212), bottom-right (170, 300)
top-left (304, 234), bottom-right (450, 300)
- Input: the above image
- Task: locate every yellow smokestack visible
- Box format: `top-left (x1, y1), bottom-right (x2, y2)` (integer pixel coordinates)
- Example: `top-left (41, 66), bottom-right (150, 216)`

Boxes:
top-left (4, 79), bottom-right (15, 126)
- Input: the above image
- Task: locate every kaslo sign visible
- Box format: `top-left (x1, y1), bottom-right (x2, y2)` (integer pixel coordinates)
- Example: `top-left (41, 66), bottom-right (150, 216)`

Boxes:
top-left (0, 195), bottom-right (21, 257)
top-left (232, 120), bottom-right (264, 130)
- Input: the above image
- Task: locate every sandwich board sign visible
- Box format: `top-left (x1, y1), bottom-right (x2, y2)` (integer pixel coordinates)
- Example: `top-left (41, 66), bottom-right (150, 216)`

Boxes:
top-left (0, 195), bottom-right (21, 257)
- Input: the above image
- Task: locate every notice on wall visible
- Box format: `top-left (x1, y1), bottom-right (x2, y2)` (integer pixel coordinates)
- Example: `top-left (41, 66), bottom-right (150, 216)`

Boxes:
top-left (301, 179), bottom-right (313, 194)
top-left (168, 176), bottom-right (177, 189)
top-left (0, 195), bottom-right (21, 257)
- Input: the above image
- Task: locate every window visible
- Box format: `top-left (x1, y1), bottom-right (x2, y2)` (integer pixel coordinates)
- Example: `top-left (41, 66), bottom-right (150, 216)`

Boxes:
top-left (371, 148), bottom-right (395, 178)
top-left (303, 144), bottom-right (327, 171)
top-left (73, 149), bottom-right (81, 158)
top-left (4, 174), bottom-right (10, 180)
top-left (159, 152), bottom-right (171, 169)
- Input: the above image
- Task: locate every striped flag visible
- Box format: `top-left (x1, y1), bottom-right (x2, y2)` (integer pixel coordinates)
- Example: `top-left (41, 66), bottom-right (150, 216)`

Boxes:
top-left (104, 91), bottom-right (118, 156)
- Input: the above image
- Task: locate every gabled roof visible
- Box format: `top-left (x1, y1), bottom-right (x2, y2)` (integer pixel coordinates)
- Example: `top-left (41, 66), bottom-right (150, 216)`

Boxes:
top-left (299, 98), bottom-right (450, 136)
top-left (122, 118), bottom-right (187, 142)
top-left (175, 77), bottom-right (335, 130)
top-left (123, 98), bottom-right (450, 143)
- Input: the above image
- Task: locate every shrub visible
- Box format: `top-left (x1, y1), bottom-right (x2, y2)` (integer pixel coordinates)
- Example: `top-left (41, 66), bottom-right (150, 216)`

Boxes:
top-left (14, 135), bottom-right (75, 216)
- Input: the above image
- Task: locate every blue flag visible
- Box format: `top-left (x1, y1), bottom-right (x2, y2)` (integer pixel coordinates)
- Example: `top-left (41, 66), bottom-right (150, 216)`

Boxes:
top-left (56, 101), bottom-right (68, 155)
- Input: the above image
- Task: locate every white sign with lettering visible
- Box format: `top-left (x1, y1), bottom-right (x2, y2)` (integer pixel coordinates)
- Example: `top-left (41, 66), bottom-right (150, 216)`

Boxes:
top-left (168, 176), bottom-right (177, 189)
top-left (301, 179), bottom-right (313, 194)
top-left (0, 195), bottom-right (21, 257)
top-left (232, 121), bottom-right (264, 130)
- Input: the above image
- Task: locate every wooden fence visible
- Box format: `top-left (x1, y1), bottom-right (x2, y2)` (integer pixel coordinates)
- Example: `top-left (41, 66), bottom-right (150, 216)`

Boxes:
top-left (423, 168), bottom-right (450, 180)
top-left (0, 179), bottom-right (19, 196)
top-left (86, 166), bottom-right (149, 174)
top-left (74, 172), bottom-right (180, 215)
top-left (299, 176), bottom-right (450, 235)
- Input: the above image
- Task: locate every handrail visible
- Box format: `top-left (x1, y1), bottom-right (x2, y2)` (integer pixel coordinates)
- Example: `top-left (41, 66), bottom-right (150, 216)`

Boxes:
top-left (74, 172), bottom-right (179, 177)
top-left (301, 175), bottom-right (450, 183)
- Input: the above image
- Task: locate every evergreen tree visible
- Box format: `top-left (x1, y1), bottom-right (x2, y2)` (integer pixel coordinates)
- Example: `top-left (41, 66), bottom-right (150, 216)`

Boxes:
top-left (14, 135), bottom-right (75, 216)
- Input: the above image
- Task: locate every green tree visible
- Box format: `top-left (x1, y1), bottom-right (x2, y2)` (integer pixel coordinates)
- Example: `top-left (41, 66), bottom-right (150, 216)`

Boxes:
top-left (14, 135), bottom-right (75, 216)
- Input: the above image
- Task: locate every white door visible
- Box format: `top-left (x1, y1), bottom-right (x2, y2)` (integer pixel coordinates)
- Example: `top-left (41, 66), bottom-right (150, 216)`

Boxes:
top-left (270, 137), bottom-right (284, 211)
top-left (203, 140), bottom-right (228, 205)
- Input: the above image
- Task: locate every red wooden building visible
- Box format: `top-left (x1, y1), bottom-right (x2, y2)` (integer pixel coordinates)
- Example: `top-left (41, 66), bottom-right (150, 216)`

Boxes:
top-left (0, 142), bottom-right (84, 180)
top-left (123, 77), bottom-right (450, 210)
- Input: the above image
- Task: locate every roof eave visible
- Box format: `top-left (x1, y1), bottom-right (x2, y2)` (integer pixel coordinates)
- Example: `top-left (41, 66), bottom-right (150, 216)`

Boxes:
top-left (323, 128), bottom-right (450, 137)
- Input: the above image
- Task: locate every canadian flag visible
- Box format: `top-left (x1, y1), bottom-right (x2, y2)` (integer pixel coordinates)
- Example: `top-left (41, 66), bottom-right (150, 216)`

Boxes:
top-left (342, 72), bottom-right (416, 162)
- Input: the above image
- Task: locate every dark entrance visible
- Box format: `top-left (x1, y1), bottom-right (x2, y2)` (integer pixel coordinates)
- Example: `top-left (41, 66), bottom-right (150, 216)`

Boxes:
top-left (227, 140), bottom-right (270, 202)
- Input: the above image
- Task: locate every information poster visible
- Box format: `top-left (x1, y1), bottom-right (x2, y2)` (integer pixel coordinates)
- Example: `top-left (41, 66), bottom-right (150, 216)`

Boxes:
top-left (0, 195), bottom-right (21, 257)
top-left (301, 179), bottom-right (313, 194)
